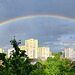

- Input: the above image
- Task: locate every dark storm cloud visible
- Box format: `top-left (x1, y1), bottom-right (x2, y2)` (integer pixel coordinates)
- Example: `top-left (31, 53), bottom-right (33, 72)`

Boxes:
top-left (2, 18), bottom-right (75, 37)
top-left (0, 0), bottom-right (75, 22)
top-left (0, 18), bottom-right (75, 52)
top-left (0, 0), bottom-right (75, 52)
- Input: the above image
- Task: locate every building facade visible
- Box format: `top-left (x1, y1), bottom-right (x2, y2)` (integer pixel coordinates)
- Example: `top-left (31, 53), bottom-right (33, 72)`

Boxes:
top-left (65, 48), bottom-right (73, 58)
top-left (25, 39), bottom-right (38, 59)
top-left (19, 46), bottom-right (25, 50)
top-left (19, 46), bottom-right (27, 54)
top-left (0, 48), bottom-right (2, 53)
top-left (38, 47), bottom-right (50, 59)
top-left (8, 48), bottom-right (14, 58)
top-left (60, 47), bottom-right (75, 59)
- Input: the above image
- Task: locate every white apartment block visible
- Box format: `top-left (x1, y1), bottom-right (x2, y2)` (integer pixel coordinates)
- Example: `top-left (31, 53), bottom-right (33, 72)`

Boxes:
top-left (25, 39), bottom-right (38, 59)
top-left (61, 47), bottom-right (75, 58)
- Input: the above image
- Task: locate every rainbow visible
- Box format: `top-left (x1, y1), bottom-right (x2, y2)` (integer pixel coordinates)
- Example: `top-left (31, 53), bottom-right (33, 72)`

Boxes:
top-left (0, 14), bottom-right (75, 26)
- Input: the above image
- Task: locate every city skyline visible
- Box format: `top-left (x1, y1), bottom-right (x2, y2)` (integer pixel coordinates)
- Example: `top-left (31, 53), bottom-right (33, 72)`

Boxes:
top-left (0, 0), bottom-right (75, 52)
top-left (8, 38), bottom-right (50, 60)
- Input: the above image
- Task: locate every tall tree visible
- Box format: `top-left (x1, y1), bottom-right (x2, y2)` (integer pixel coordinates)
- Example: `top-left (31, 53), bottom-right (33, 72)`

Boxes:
top-left (0, 37), bottom-right (33, 75)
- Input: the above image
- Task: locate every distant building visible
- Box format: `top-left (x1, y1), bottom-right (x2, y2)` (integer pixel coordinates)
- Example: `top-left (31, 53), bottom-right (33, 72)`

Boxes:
top-left (25, 39), bottom-right (38, 59)
top-left (31, 58), bottom-right (38, 65)
top-left (60, 47), bottom-right (75, 59)
top-left (65, 48), bottom-right (73, 58)
top-left (50, 55), bottom-right (55, 58)
top-left (38, 47), bottom-right (50, 60)
top-left (0, 48), bottom-right (2, 53)
top-left (2, 50), bottom-right (4, 53)
top-left (0, 48), bottom-right (2, 65)
top-left (19, 46), bottom-right (27, 54)
top-left (69, 58), bottom-right (75, 61)
top-left (8, 48), bottom-right (14, 58)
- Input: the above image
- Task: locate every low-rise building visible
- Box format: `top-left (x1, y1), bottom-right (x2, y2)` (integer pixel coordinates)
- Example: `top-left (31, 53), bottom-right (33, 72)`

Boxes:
top-left (8, 48), bottom-right (14, 58)
top-left (50, 55), bottom-right (55, 58)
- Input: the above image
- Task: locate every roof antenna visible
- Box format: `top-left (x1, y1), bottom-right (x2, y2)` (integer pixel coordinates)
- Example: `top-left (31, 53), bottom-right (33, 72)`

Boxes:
top-left (14, 36), bottom-right (15, 39)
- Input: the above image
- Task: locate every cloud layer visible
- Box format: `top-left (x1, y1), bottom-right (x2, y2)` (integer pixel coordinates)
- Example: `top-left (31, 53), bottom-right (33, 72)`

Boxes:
top-left (0, 0), bottom-right (75, 52)
top-left (0, 18), bottom-right (75, 52)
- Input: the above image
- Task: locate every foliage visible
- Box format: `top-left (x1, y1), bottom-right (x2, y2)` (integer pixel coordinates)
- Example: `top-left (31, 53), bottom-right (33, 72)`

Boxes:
top-left (30, 53), bottom-right (75, 75)
top-left (5, 53), bottom-right (8, 59)
top-left (0, 38), bottom-right (75, 75)
top-left (0, 38), bottom-right (33, 75)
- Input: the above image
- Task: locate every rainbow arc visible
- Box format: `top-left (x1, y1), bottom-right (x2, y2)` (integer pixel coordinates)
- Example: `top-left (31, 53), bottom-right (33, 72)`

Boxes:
top-left (0, 15), bottom-right (75, 26)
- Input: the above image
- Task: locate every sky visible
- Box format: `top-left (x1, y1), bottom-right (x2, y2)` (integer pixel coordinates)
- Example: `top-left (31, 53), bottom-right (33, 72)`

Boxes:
top-left (0, 0), bottom-right (75, 52)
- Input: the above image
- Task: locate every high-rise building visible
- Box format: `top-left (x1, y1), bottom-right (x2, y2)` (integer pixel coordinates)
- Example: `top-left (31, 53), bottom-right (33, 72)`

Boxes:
top-left (0, 48), bottom-right (2, 53)
top-left (25, 39), bottom-right (38, 59)
top-left (38, 47), bottom-right (50, 59)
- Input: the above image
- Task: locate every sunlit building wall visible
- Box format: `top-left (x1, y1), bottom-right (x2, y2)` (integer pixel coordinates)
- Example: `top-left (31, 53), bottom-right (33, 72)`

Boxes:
top-left (38, 47), bottom-right (50, 59)
top-left (0, 48), bottom-right (2, 53)
top-left (8, 48), bottom-right (14, 58)
top-left (25, 39), bottom-right (38, 58)
top-left (19, 46), bottom-right (25, 50)
top-left (19, 46), bottom-right (27, 54)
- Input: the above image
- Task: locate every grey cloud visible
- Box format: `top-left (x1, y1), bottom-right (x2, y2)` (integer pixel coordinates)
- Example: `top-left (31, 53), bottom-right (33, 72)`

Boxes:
top-left (0, 0), bottom-right (75, 52)
top-left (0, 0), bottom-right (75, 21)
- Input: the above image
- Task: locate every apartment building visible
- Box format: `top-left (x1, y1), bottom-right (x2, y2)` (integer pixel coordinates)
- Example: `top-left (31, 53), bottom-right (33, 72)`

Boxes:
top-left (25, 39), bottom-right (38, 59)
top-left (8, 38), bottom-right (51, 59)
top-left (38, 47), bottom-right (50, 59)
top-left (60, 47), bottom-right (75, 58)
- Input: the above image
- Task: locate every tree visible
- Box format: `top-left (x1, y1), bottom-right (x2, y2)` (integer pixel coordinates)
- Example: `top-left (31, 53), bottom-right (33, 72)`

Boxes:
top-left (70, 61), bottom-right (75, 73)
top-left (30, 55), bottom-right (61, 75)
top-left (0, 38), bottom-right (75, 75)
top-left (0, 38), bottom-right (33, 75)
